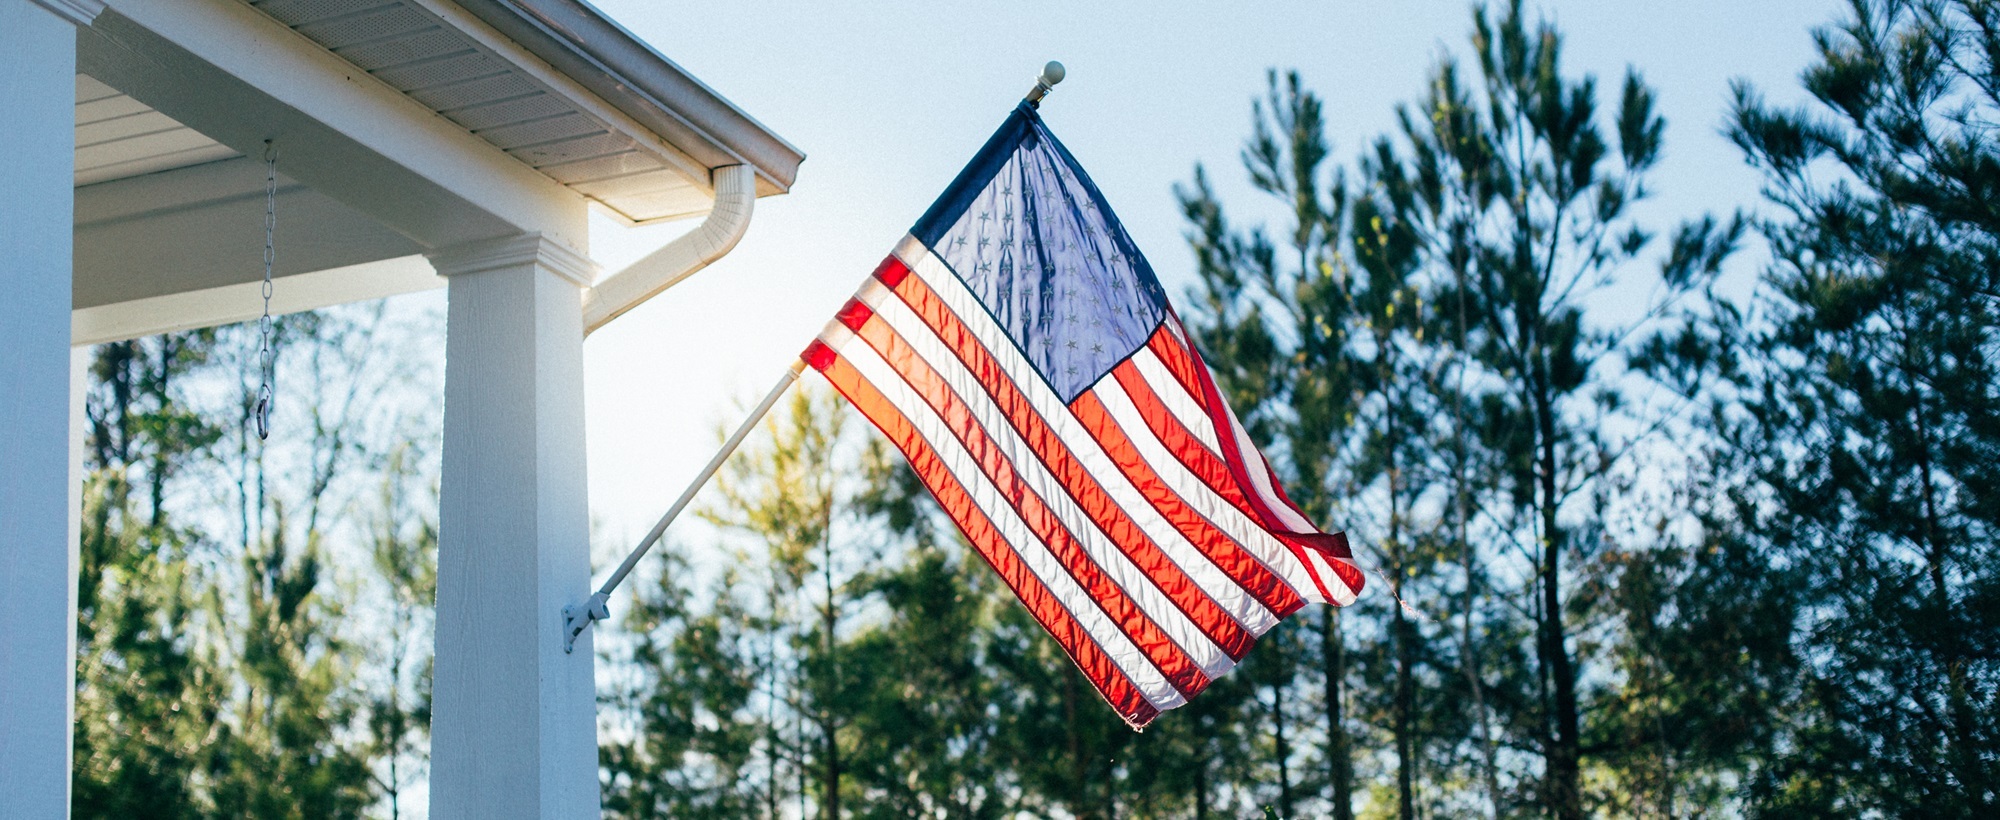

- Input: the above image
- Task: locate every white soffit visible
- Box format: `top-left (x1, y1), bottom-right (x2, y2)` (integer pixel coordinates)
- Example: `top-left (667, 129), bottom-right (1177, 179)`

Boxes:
top-left (242, 0), bottom-right (712, 224)
top-left (75, 74), bottom-right (238, 186)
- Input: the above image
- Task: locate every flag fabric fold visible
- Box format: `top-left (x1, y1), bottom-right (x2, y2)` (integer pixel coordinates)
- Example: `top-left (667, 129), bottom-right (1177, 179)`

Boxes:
top-left (803, 102), bottom-right (1364, 728)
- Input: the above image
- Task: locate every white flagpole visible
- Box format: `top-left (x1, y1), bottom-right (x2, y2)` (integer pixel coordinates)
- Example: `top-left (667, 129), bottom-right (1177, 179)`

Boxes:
top-left (563, 359), bottom-right (805, 652)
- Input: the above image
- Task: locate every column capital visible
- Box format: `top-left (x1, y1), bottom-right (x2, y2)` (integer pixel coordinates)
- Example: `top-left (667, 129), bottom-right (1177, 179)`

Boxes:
top-left (29, 0), bottom-right (104, 26)
top-left (426, 233), bottom-right (597, 287)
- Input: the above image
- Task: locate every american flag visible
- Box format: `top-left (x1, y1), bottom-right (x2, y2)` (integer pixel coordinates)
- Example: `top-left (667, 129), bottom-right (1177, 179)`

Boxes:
top-left (802, 102), bottom-right (1364, 728)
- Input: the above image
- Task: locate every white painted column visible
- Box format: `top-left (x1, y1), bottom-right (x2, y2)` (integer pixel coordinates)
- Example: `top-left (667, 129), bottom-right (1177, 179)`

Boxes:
top-left (0, 2), bottom-right (98, 817)
top-left (428, 234), bottom-right (601, 820)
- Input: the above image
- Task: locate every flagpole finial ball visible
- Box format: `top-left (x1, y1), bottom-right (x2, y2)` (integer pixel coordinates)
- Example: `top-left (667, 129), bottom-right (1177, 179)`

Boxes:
top-left (1025, 61), bottom-right (1066, 107)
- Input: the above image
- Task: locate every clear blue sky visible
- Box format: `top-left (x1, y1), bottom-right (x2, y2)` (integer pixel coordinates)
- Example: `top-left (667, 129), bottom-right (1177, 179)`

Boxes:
top-left (572, 0), bottom-right (1843, 554)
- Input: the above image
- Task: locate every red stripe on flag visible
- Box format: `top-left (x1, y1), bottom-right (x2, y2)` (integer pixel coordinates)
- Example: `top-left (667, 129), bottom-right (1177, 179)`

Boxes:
top-left (1071, 382), bottom-right (1305, 622)
top-left (883, 270), bottom-right (1261, 656)
top-left (852, 312), bottom-right (1216, 692)
top-left (873, 254), bottom-right (911, 288)
top-left (1111, 359), bottom-right (1263, 523)
top-left (817, 352), bottom-right (1160, 726)
top-left (1145, 327), bottom-right (1212, 414)
top-left (1166, 317), bottom-right (1347, 603)
top-left (836, 298), bottom-right (875, 332)
top-left (1159, 323), bottom-right (1299, 534)
top-left (1287, 532), bottom-right (1366, 591)
top-left (1262, 458), bottom-right (1321, 530)
top-left (1149, 327), bottom-right (1355, 598)
top-left (802, 339), bottom-right (838, 372)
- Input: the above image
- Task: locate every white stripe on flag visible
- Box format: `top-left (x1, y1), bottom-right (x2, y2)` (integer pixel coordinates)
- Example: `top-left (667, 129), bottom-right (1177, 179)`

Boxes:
top-left (1214, 390), bottom-right (1318, 535)
top-left (1307, 548), bottom-right (1360, 606)
top-left (1129, 348), bottom-right (1224, 456)
top-left (1163, 290), bottom-right (1358, 604)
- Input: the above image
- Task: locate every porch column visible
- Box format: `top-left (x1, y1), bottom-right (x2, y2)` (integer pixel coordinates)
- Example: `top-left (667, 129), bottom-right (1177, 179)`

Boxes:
top-left (0, 1), bottom-right (98, 817)
top-left (427, 234), bottom-right (601, 819)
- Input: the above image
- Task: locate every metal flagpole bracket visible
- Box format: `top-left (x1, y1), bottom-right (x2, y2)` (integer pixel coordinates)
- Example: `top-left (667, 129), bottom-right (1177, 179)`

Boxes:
top-left (562, 592), bottom-right (610, 654)
top-left (561, 359), bottom-right (808, 653)
top-left (1024, 60), bottom-right (1065, 108)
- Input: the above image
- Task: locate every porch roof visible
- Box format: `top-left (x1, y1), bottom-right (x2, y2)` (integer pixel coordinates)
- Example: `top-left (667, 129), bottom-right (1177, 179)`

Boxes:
top-left (79, 0), bottom-right (802, 225)
top-left (70, 0), bottom-right (801, 344)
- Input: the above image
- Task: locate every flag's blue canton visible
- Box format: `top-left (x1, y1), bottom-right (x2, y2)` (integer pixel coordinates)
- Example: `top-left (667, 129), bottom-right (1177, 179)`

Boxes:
top-left (911, 105), bottom-right (1168, 402)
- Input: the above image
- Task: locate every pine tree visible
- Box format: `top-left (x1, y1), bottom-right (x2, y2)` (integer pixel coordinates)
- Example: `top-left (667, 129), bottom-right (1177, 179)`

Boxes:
top-left (986, 602), bottom-right (1137, 820)
top-left (1374, 3), bottom-right (1737, 813)
top-left (1177, 70), bottom-right (1366, 820)
top-left (72, 332), bottom-right (229, 819)
top-left (839, 438), bottom-right (1014, 819)
top-left (1638, 0), bottom-right (2000, 813)
top-left (601, 544), bottom-right (770, 818)
top-left (361, 444), bottom-right (437, 820)
top-left (74, 302), bottom-right (438, 817)
top-left (1178, 5), bottom-right (1747, 815)
top-left (204, 310), bottom-right (386, 818)
top-left (607, 387), bottom-right (864, 819)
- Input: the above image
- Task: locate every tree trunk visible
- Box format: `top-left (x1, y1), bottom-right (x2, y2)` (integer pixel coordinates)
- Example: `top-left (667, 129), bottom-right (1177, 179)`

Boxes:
top-left (821, 715), bottom-right (839, 820)
top-left (1324, 608), bottom-right (1353, 820)
top-left (1273, 682), bottom-right (1293, 819)
top-left (1535, 380), bottom-right (1582, 820)
top-left (1394, 595), bottom-right (1417, 820)
top-left (1911, 364), bottom-right (1987, 810)
top-left (1449, 308), bottom-right (1503, 815)
top-left (821, 548), bottom-right (841, 820)
top-left (1386, 408), bottom-right (1416, 820)
top-left (146, 338), bottom-right (176, 530)
top-left (1066, 671), bottom-right (1087, 818)
top-left (1195, 754), bottom-right (1210, 820)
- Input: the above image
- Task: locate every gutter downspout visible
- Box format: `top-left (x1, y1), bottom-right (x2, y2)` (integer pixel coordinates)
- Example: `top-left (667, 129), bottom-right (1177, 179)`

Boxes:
top-left (582, 164), bottom-right (755, 334)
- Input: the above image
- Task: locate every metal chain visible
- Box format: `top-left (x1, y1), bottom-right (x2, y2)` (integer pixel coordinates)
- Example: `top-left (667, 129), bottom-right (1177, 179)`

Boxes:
top-left (254, 141), bottom-right (277, 440)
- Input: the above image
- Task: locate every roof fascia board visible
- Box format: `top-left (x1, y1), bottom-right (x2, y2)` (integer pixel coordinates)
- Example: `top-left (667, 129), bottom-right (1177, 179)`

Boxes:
top-left (454, 0), bottom-right (804, 193)
top-left (29, 0), bottom-right (105, 26)
top-left (402, 0), bottom-right (714, 195)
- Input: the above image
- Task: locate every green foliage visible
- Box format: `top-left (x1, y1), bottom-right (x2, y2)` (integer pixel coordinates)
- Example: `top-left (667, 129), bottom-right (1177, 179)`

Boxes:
top-left (71, 303), bottom-right (442, 819)
top-left (359, 444), bottom-right (437, 819)
top-left (1632, 1), bottom-right (2000, 815)
top-left (607, 389), bottom-right (851, 818)
top-left (73, 333), bottom-right (228, 819)
top-left (1172, 2), bottom-right (1757, 817)
top-left (206, 511), bottom-right (372, 819)
top-left (602, 546), bottom-right (769, 818)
